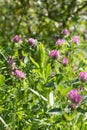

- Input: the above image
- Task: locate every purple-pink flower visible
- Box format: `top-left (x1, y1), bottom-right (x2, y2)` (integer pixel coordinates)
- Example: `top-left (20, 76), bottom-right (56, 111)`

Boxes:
top-left (28, 38), bottom-right (35, 45)
top-left (61, 29), bottom-right (69, 35)
top-left (28, 38), bottom-right (36, 48)
top-left (71, 36), bottom-right (80, 45)
top-left (13, 69), bottom-right (26, 79)
top-left (62, 58), bottom-right (68, 66)
top-left (12, 35), bottom-right (22, 43)
top-left (49, 50), bottom-right (60, 60)
top-left (78, 71), bottom-right (87, 82)
top-left (56, 39), bottom-right (64, 45)
top-left (68, 89), bottom-right (81, 104)
top-left (68, 89), bottom-right (82, 109)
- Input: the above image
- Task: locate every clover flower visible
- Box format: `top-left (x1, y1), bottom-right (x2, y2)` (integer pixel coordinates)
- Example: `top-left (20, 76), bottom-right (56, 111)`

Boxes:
top-left (28, 38), bottom-right (35, 44)
top-left (56, 39), bottom-right (64, 45)
top-left (61, 29), bottom-right (69, 35)
top-left (12, 35), bottom-right (22, 43)
top-left (78, 71), bottom-right (87, 82)
top-left (49, 50), bottom-right (60, 60)
top-left (72, 36), bottom-right (80, 45)
top-left (68, 89), bottom-right (81, 104)
top-left (62, 58), bottom-right (68, 66)
top-left (28, 38), bottom-right (37, 48)
top-left (28, 38), bottom-right (35, 45)
top-left (68, 89), bottom-right (82, 109)
top-left (13, 69), bottom-right (26, 79)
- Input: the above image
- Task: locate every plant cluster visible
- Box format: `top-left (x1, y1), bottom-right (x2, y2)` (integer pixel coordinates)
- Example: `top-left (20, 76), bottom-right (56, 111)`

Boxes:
top-left (0, 28), bottom-right (87, 130)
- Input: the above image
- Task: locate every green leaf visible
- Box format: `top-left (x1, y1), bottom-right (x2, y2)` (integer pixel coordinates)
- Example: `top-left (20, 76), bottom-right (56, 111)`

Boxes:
top-left (45, 63), bottom-right (51, 81)
top-left (63, 113), bottom-right (73, 121)
top-left (38, 43), bottom-right (45, 68)
top-left (49, 108), bottom-right (62, 115)
top-left (0, 74), bottom-right (5, 86)
top-left (0, 107), bottom-right (5, 112)
top-left (77, 108), bottom-right (87, 113)
top-left (43, 81), bottom-right (55, 88)
top-left (16, 110), bottom-right (25, 120)
top-left (31, 123), bottom-right (39, 130)
top-left (29, 87), bottom-right (48, 102)
top-left (29, 56), bottom-right (39, 68)
top-left (71, 79), bottom-right (79, 85)
top-left (58, 86), bottom-right (71, 96)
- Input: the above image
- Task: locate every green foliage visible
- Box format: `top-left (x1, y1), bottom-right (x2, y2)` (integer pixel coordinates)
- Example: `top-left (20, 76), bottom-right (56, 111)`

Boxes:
top-left (0, 0), bottom-right (87, 130)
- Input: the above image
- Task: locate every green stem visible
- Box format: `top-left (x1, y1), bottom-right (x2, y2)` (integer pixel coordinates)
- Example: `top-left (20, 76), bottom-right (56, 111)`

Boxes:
top-left (0, 51), bottom-right (6, 61)
top-left (0, 116), bottom-right (10, 130)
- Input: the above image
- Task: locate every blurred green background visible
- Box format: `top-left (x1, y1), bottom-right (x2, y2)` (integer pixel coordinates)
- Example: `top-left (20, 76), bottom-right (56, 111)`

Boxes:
top-left (0, 0), bottom-right (87, 44)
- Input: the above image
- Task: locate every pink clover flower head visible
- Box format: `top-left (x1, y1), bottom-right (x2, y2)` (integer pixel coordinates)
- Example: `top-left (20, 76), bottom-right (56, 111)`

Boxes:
top-left (12, 35), bottom-right (22, 43)
top-left (62, 58), bottom-right (68, 66)
top-left (61, 29), bottom-right (69, 35)
top-left (78, 71), bottom-right (87, 82)
top-left (13, 69), bottom-right (26, 79)
top-left (49, 50), bottom-right (60, 60)
top-left (72, 36), bottom-right (80, 45)
top-left (68, 89), bottom-right (82, 104)
top-left (28, 38), bottom-right (35, 45)
top-left (56, 39), bottom-right (64, 45)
